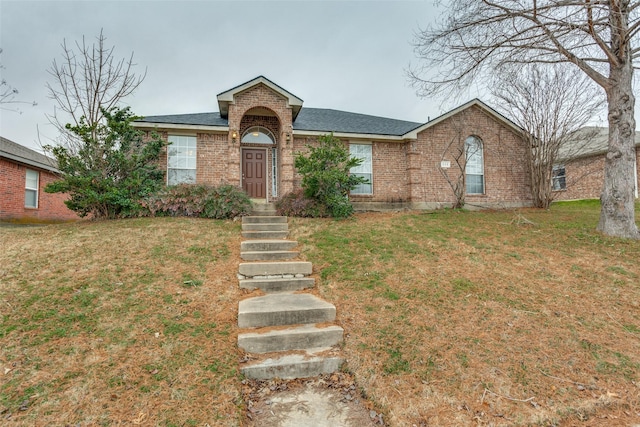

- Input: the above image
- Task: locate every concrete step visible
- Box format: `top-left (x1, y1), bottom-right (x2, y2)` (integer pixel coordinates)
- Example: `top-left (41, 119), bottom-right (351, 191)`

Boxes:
top-left (238, 293), bottom-right (336, 328)
top-left (241, 230), bottom-right (289, 239)
top-left (251, 202), bottom-right (276, 213)
top-left (240, 354), bottom-right (344, 380)
top-left (250, 210), bottom-right (278, 217)
top-left (241, 251), bottom-right (299, 261)
top-left (238, 324), bottom-right (344, 353)
top-left (242, 223), bottom-right (288, 232)
top-left (239, 261), bottom-right (312, 278)
top-left (243, 216), bottom-right (287, 224)
top-left (241, 239), bottom-right (297, 252)
top-left (240, 277), bottom-right (315, 292)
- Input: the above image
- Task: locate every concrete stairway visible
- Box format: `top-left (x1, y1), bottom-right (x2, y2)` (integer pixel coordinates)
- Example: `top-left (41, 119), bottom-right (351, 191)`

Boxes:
top-left (237, 216), bottom-right (344, 380)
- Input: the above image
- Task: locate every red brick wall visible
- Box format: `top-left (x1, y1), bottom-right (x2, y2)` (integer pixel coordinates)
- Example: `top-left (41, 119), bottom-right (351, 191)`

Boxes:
top-left (411, 105), bottom-right (532, 207)
top-left (195, 132), bottom-right (229, 184)
top-left (350, 141), bottom-right (409, 203)
top-left (554, 146), bottom-right (640, 201)
top-left (0, 158), bottom-right (78, 222)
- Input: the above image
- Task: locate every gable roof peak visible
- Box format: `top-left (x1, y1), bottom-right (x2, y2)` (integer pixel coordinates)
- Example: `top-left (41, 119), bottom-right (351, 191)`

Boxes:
top-left (216, 75), bottom-right (304, 119)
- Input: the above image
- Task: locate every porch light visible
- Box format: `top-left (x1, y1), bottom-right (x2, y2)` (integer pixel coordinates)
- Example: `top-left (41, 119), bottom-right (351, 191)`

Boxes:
top-left (286, 133), bottom-right (291, 144)
top-left (232, 130), bottom-right (237, 143)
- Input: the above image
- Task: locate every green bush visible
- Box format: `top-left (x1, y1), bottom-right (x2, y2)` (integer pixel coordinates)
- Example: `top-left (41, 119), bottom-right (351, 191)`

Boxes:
top-left (45, 107), bottom-right (167, 219)
top-left (144, 184), bottom-right (252, 219)
top-left (293, 133), bottom-right (367, 218)
top-left (275, 189), bottom-right (329, 218)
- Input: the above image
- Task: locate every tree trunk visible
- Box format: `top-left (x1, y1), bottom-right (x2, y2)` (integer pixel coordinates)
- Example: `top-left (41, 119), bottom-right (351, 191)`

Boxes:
top-left (598, 59), bottom-right (639, 239)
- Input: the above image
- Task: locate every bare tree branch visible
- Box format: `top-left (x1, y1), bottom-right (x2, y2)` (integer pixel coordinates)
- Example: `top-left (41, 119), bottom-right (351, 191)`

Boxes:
top-left (45, 29), bottom-right (146, 149)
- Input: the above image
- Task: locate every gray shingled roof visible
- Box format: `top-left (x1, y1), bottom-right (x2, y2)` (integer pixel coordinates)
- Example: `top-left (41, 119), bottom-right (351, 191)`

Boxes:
top-left (0, 136), bottom-right (58, 172)
top-left (293, 108), bottom-right (421, 136)
top-left (139, 112), bottom-right (228, 127)
top-left (558, 127), bottom-right (640, 161)
top-left (137, 108), bottom-right (422, 136)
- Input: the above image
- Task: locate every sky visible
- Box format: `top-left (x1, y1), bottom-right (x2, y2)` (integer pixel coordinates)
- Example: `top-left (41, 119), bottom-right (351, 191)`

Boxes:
top-left (0, 0), bottom-right (460, 152)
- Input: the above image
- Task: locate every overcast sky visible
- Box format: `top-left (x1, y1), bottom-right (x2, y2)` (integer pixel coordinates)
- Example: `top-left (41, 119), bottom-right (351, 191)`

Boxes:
top-left (0, 0), bottom-right (461, 152)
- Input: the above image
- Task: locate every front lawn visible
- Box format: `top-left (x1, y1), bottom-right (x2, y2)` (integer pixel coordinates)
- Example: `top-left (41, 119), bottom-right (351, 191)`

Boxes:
top-left (1, 201), bottom-right (638, 426)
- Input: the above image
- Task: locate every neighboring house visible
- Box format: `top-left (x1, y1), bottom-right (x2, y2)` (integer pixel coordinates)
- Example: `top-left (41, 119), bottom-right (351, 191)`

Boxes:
top-left (134, 76), bottom-right (533, 210)
top-left (553, 127), bottom-right (640, 201)
top-left (0, 137), bottom-right (78, 222)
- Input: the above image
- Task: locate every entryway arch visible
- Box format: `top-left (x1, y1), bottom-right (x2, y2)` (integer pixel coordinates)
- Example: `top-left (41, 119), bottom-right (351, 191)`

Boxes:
top-left (240, 111), bottom-right (281, 200)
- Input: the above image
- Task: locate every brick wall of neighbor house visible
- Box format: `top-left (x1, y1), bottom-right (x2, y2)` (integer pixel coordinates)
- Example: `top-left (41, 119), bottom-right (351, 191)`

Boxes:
top-left (553, 154), bottom-right (605, 201)
top-left (554, 146), bottom-right (640, 201)
top-left (0, 158), bottom-right (78, 222)
top-left (411, 105), bottom-right (532, 208)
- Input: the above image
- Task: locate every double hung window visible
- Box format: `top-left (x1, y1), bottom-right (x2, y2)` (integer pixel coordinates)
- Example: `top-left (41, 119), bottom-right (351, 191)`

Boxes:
top-left (350, 144), bottom-right (373, 195)
top-left (167, 135), bottom-right (197, 185)
top-left (465, 136), bottom-right (484, 194)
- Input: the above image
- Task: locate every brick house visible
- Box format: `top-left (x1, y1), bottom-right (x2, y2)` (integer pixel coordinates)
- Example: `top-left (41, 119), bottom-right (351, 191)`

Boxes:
top-left (0, 137), bottom-right (78, 222)
top-left (134, 75), bottom-right (534, 210)
top-left (552, 127), bottom-right (640, 201)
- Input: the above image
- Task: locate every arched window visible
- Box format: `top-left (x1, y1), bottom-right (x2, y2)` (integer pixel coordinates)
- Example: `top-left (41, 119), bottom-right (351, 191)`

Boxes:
top-left (241, 126), bottom-right (275, 144)
top-left (465, 136), bottom-right (484, 194)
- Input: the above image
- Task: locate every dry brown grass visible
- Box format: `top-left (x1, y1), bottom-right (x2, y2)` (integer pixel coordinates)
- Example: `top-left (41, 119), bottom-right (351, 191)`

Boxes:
top-left (290, 202), bottom-right (640, 426)
top-left (1, 202), bottom-right (639, 426)
top-left (1, 218), bottom-right (243, 426)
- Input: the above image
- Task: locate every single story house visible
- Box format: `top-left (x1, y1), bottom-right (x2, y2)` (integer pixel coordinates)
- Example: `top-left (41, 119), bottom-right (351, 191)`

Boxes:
top-left (0, 137), bottom-right (78, 222)
top-left (553, 127), bottom-right (640, 201)
top-left (134, 76), bottom-right (533, 210)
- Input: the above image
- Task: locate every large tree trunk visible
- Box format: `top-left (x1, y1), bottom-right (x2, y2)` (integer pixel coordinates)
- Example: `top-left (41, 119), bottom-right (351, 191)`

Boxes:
top-left (598, 59), bottom-right (639, 239)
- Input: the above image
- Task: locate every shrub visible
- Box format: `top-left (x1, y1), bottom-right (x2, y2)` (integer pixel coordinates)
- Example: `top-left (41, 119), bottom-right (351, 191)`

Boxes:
top-left (45, 107), bottom-right (167, 219)
top-left (275, 189), bottom-right (329, 218)
top-left (144, 184), bottom-right (252, 219)
top-left (293, 133), bottom-right (368, 218)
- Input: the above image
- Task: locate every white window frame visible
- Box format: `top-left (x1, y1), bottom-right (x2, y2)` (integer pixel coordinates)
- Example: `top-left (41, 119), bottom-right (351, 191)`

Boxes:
top-left (272, 147), bottom-right (278, 198)
top-left (167, 135), bottom-right (197, 185)
top-left (25, 169), bottom-right (39, 208)
top-left (552, 164), bottom-right (567, 191)
top-left (350, 143), bottom-right (373, 195)
top-left (242, 127), bottom-right (275, 145)
top-left (465, 136), bottom-right (485, 195)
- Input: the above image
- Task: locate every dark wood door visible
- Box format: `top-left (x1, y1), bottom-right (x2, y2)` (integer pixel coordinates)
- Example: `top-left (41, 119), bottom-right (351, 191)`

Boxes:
top-left (242, 149), bottom-right (266, 198)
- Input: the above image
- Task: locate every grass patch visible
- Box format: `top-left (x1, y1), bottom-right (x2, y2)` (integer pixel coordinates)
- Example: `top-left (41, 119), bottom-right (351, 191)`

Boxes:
top-left (0, 217), bottom-right (242, 425)
top-left (289, 202), bottom-right (640, 426)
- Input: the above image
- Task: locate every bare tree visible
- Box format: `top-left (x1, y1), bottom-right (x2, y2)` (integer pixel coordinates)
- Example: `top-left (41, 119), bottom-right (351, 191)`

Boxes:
top-left (410, 0), bottom-right (640, 239)
top-left (46, 30), bottom-right (146, 146)
top-left (491, 64), bottom-right (605, 209)
top-left (0, 48), bottom-right (37, 113)
top-left (438, 110), bottom-right (475, 208)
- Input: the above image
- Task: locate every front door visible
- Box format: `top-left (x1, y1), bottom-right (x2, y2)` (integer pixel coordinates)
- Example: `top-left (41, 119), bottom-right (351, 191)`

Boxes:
top-left (242, 149), bottom-right (266, 198)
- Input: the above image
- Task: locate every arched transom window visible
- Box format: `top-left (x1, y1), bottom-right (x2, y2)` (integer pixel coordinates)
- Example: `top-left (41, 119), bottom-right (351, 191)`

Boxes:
top-left (465, 136), bottom-right (484, 194)
top-left (241, 126), bottom-right (275, 144)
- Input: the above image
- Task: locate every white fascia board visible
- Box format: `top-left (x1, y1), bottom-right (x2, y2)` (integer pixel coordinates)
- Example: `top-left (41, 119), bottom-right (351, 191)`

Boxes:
top-left (0, 152), bottom-right (59, 173)
top-left (402, 99), bottom-right (523, 139)
top-left (217, 76), bottom-right (303, 107)
top-left (292, 129), bottom-right (411, 142)
top-left (132, 122), bottom-right (229, 133)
